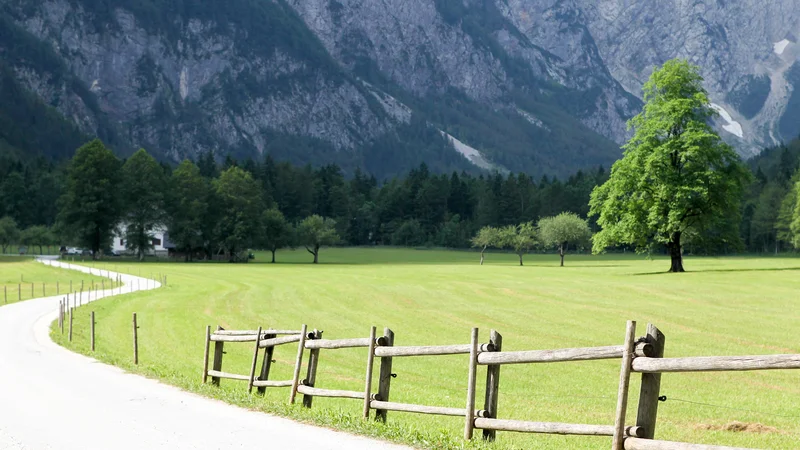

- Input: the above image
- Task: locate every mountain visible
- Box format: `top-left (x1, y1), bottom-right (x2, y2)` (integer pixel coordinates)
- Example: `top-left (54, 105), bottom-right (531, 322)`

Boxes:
top-left (1, 1), bottom-right (798, 178)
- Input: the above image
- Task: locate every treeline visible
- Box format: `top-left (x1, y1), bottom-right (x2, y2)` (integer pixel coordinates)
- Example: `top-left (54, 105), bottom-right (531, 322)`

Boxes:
top-left (5, 138), bottom-right (800, 259)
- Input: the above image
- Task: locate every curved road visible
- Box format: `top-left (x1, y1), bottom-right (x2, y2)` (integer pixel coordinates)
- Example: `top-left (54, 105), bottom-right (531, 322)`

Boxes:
top-left (0, 259), bottom-right (406, 450)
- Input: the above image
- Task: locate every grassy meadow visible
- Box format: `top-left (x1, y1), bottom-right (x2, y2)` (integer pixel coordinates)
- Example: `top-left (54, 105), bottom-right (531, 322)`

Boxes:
top-left (0, 256), bottom-right (114, 304)
top-left (50, 248), bottom-right (800, 449)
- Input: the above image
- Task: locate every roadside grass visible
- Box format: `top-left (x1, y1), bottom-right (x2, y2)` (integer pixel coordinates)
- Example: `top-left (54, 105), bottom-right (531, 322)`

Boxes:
top-left (52, 248), bottom-right (800, 449)
top-left (0, 257), bottom-right (115, 305)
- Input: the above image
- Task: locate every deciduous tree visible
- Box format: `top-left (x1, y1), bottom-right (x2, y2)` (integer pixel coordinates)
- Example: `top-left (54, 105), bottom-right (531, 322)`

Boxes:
top-left (297, 215), bottom-right (339, 264)
top-left (589, 60), bottom-right (749, 272)
top-left (121, 149), bottom-right (167, 260)
top-left (167, 160), bottom-right (209, 261)
top-left (20, 225), bottom-right (52, 255)
top-left (57, 140), bottom-right (122, 259)
top-left (214, 167), bottom-right (264, 262)
top-left (261, 208), bottom-right (291, 263)
top-left (0, 216), bottom-right (19, 254)
top-left (471, 226), bottom-right (499, 265)
top-left (499, 222), bottom-right (537, 266)
top-left (538, 212), bottom-right (591, 266)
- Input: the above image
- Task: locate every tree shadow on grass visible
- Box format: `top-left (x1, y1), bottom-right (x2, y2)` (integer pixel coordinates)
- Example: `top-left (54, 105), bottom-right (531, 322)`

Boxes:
top-left (631, 267), bottom-right (800, 276)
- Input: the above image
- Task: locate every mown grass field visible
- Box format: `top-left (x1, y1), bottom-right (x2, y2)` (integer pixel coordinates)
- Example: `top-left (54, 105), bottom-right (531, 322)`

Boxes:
top-left (52, 249), bottom-right (800, 449)
top-left (0, 256), bottom-right (113, 304)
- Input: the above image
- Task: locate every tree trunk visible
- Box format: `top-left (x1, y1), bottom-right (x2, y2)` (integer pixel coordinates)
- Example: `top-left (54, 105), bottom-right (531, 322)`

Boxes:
top-left (38, 245), bottom-right (43, 255)
top-left (518, 253), bottom-right (523, 266)
top-left (559, 243), bottom-right (565, 267)
top-left (668, 232), bottom-right (684, 273)
top-left (480, 246), bottom-right (486, 266)
top-left (271, 249), bottom-right (276, 263)
top-left (313, 248), bottom-right (319, 264)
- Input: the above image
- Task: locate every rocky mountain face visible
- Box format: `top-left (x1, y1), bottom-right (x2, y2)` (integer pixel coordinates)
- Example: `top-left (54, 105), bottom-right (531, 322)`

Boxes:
top-left (1, 0), bottom-right (797, 177)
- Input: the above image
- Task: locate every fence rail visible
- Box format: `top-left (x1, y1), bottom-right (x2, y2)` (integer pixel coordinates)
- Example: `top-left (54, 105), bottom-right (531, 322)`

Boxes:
top-left (199, 321), bottom-right (798, 449)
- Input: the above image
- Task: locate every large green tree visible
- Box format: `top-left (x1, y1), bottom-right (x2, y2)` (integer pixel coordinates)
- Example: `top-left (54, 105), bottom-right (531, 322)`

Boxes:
top-left (57, 140), bottom-right (123, 258)
top-left (499, 222), bottom-right (538, 266)
top-left (0, 216), bottom-right (19, 254)
top-left (538, 212), bottom-right (592, 267)
top-left (121, 149), bottom-right (167, 260)
top-left (214, 167), bottom-right (263, 262)
top-left (297, 215), bottom-right (339, 264)
top-left (471, 226), bottom-right (499, 265)
top-left (589, 60), bottom-right (749, 272)
top-left (261, 208), bottom-right (292, 263)
top-left (166, 160), bottom-right (209, 261)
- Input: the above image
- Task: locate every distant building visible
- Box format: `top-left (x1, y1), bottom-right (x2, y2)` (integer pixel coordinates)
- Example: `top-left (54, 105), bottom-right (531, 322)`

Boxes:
top-left (112, 226), bottom-right (175, 257)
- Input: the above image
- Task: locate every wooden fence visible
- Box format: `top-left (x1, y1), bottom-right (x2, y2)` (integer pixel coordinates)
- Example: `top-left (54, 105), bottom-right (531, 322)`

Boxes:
top-left (201, 321), bottom-right (800, 449)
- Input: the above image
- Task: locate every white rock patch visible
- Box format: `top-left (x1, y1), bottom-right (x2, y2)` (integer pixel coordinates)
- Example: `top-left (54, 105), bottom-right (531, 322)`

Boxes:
top-left (440, 131), bottom-right (498, 171)
top-left (710, 103), bottom-right (744, 138)
top-left (774, 39), bottom-right (791, 55)
top-left (180, 68), bottom-right (189, 100)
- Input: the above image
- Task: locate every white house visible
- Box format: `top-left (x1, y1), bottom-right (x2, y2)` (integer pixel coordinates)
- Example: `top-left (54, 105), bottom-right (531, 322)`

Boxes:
top-left (112, 225), bottom-right (173, 257)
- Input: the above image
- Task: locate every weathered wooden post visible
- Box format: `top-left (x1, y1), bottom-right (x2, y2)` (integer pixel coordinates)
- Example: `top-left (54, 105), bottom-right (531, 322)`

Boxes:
top-left (60, 300), bottom-right (65, 334)
top-left (302, 329), bottom-right (323, 408)
top-left (290, 324), bottom-right (309, 404)
top-left (482, 330), bottom-right (503, 441)
top-left (248, 327), bottom-right (263, 393)
top-left (375, 328), bottom-right (394, 422)
top-left (635, 324), bottom-right (666, 439)
top-left (464, 328), bottom-right (480, 440)
top-left (68, 307), bottom-right (73, 342)
top-left (211, 326), bottom-right (225, 386)
top-left (132, 313), bottom-right (139, 365)
top-left (202, 326), bottom-right (211, 384)
top-left (363, 326), bottom-right (377, 419)
top-left (612, 321), bottom-right (637, 450)
top-left (257, 331), bottom-right (278, 395)
top-left (90, 311), bottom-right (96, 351)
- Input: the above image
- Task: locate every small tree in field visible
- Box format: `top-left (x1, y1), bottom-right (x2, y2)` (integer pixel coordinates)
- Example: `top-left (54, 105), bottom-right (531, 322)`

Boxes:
top-left (20, 225), bottom-right (52, 255)
top-left (262, 208), bottom-right (292, 263)
top-left (589, 59), bottom-right (749, 272)
top-left (297, 215), bottom-right (339, 264)
top-left (538, 213), bottom-right (592, 267)
top-left (471, 226), bottom-right (499, 265)
top-left (499, 222), bottom-right (537, 266)
top-left (0, 216), bottom-right (19, 254)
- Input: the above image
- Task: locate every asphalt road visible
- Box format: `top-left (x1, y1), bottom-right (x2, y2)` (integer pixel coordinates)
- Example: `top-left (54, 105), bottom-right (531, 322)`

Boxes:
top-left (0, 259), bottom-right (406, 450)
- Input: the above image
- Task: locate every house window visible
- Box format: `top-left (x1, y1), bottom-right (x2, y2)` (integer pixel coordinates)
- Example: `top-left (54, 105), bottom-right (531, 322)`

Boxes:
top-left (120, 239), bottom-right (124, 245)
top-left (152, 238), bottom-right (162, 246)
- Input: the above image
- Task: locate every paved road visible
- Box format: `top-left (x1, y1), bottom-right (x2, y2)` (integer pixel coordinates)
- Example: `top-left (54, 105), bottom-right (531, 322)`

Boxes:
top-left (0, 259), bottom-right (407, 450)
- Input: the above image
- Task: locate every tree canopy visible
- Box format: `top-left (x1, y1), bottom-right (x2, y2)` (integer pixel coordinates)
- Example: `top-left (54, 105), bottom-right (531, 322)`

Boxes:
top-left (57, 139), bottom-right (122, 258)
top-left (297, 215), bottom-right (339, 263)
top-left (261, 208), bottom-right (292, 263)
top-left (471, 226), bottom-right (499, 265)
top-left (589, 59), bottom-right (749, 272)
top-left (213, 167), bottom-right (264, 262)
top-left (0, 216), bottom-right (19, 254)
top-left (538, 212), bottom-right (591, 266)
top-left (499, 222), bottom-right (537, 266)
top-left (121, 149), bottom-right (167, 260)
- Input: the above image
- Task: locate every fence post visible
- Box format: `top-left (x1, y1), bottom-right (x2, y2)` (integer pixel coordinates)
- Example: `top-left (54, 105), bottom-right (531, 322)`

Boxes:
top-left (68, 307), bottom-right (73, 342)
top-left (90, 311), bottom-right (96, 351)
top-left (302, 329), bottom-right (323, 408)
top-left (363, 326), bottom-right (377, 419)
top-left (60, 299), bottom-right (65, 334)
top-left (247, 327), bottom-right (263, 393)
top-left (70, 280), bottom-right (72, 292)
top-left (132, 312), bottom-right (139, 365)
top-left (202, 326), bottom-right (211, 384)
top-left (635, 324), bottom-right (666, 439)
top-left (211, 326), bottom-right (225, 386)
top-left (257, 331), bottom-right (277, 395)
top-left (482, 330), bottom-right (503, 441)
top-left (58, 299), bottom-right (63, 329)
top-left (375, 328), bottom-right (394, 422)
top-left (464, 327), bottom-right (480, 440)
top-left (290, 324), bottom-right (309, 404)
top-left (612, 321), bottom-right (637, 450)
